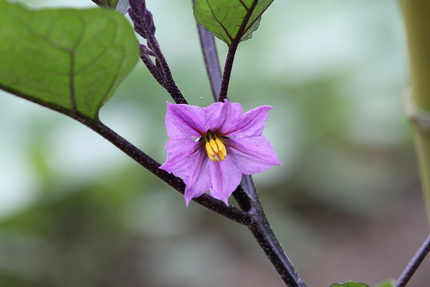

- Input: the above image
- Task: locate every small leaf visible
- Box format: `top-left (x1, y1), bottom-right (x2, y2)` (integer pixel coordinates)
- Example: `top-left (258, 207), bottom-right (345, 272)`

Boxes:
top-left (372, 279), bottom-right (395, 287)
top-left (0, 0), bottom-right (139, 120)
top-left (330, 282), bottom-right (370, 287)
top-left (193, 0), bottom-right (274, 46)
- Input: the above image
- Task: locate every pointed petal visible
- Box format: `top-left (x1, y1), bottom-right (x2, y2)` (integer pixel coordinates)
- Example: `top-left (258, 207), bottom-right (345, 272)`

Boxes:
top-left (165, 102), bottom-right (207, 140)
top-left (159, 139), bottom-right (200, 178)
top-left (204, 100), bottom-right (242, 132)
top-left (183, 152), bottom-right (212, 206)
top-left (208, 158), bottom-right (242, 205)
top-left (226, 136), bottom-right (282, 175)
top-left (226, 105), bottom-right (273, 137)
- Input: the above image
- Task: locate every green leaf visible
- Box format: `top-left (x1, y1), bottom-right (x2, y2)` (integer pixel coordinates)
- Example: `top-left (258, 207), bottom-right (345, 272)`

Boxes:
top-left (0, 0), bottom-right (139, 121)
top-left (193, 0), bottom-right (273, 46)
top-left (372, 279), bottom-right (395, 287)
top-left (330, 282), bottom-right (370, 287)
top-left (92, 0), bottom-right (119, 10)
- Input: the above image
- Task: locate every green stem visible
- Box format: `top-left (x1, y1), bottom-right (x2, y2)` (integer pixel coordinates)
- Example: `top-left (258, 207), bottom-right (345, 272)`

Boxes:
top-left (402, 0), bottom-right (430, 224)
top-left (411, 125), bottom-right (430, 222)
top-left (401, 0), bottom-right (430, 110)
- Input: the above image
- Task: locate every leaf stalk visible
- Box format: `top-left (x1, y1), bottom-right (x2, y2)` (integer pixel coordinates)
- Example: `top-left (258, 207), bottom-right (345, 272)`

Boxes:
top-left (218, 0), bottom-right (259, 102)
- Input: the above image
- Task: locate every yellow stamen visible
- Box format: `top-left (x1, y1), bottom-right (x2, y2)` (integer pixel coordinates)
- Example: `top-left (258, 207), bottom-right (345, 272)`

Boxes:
top-left (205, 134), bottom-right (227, 162)
top-left (209, 139), bottom-right (219, 153)
top-left (205, 142), bottom-right (214, 157)
top-left (216, 138), bottom-right (227, 158)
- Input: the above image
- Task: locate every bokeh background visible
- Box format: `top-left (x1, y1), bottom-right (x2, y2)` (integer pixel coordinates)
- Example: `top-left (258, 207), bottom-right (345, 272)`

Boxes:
top-left (0, 0), bottom-right (429, 286)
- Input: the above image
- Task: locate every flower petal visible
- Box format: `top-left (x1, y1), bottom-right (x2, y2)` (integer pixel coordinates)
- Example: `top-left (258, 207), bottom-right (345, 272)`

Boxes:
top-left (159, 139), bottom-right (200, 178)
top-left (226, 136), bottom-right (281, 174)
top-left (165, 102), bottom-right (207, 140)
top-left (208, 158), bottom-right (242, 205)
top-left (161, 100), bottom-right (281, 206)
top-left (204, 100), bottom-right (242, 132)
top-left (183, 152), bottom-right (212, 206)
top-left (226, 105), bottom-right (273, 137)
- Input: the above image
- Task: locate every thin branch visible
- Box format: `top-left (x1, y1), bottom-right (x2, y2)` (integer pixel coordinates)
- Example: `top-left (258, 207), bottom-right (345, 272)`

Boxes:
top-left (394, 234), bottom-right (430, 287)
top-left (218, 0), bottom-right (259, 102)
top-left (73, 114), bottom-right (251, 225)
top-left (145, 29), bottom-right (187, 104)
top-left (232, 184), bottom-right (252, 212)
top-left (195, 22), bottom-right (222, 101)
top-left (140, 47), bottom-right (165, 87)
top-left (242, 176), bottom-right (307, 287)
top-left (218, 45), bottom-right (238, 102)
top-left (129, 0), bottom-right (187, 104)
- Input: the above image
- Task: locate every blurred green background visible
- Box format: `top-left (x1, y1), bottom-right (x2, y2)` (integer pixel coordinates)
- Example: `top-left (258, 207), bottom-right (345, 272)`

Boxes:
top-left (0, 0), bottom-right (428, 286)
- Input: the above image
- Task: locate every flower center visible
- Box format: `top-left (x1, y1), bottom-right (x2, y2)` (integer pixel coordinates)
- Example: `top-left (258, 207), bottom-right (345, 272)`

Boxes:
top-left (204, 133), bottom-right (227, 162)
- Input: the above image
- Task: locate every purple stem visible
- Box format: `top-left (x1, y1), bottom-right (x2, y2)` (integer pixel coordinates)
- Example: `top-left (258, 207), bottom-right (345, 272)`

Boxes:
top-left (394, 234), bottom-right (430, 287)
top-left (195, 24), bottom-right (222, 101)
top-left (241, 175), bottom-right (307, 287)
top-left (139, 48), bottom-right (164, 86)
top-left (217, 0), bottom-right (258, 102)
top-left (131, 1), bottom-right (186, 104)
top-left (218, 45), bottom-right (237, 102)
top-left (145, 31), bottom-right (187, 104)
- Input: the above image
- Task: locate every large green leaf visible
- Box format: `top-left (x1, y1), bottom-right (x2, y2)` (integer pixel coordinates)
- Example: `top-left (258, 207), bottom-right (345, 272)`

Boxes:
top-left (194, 0), bottom-right (273, 46)
top-left (0, 0), bottom-right (139, 120)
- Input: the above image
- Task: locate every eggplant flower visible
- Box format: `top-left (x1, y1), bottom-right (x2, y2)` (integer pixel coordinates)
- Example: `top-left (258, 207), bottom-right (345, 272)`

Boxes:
top-left (159, 100), bottom-right (281, 206)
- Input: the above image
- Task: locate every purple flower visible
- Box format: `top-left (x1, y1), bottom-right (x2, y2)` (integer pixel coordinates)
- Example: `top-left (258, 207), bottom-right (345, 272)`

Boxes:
top-left (159, 100), bottom-right (281, 206)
